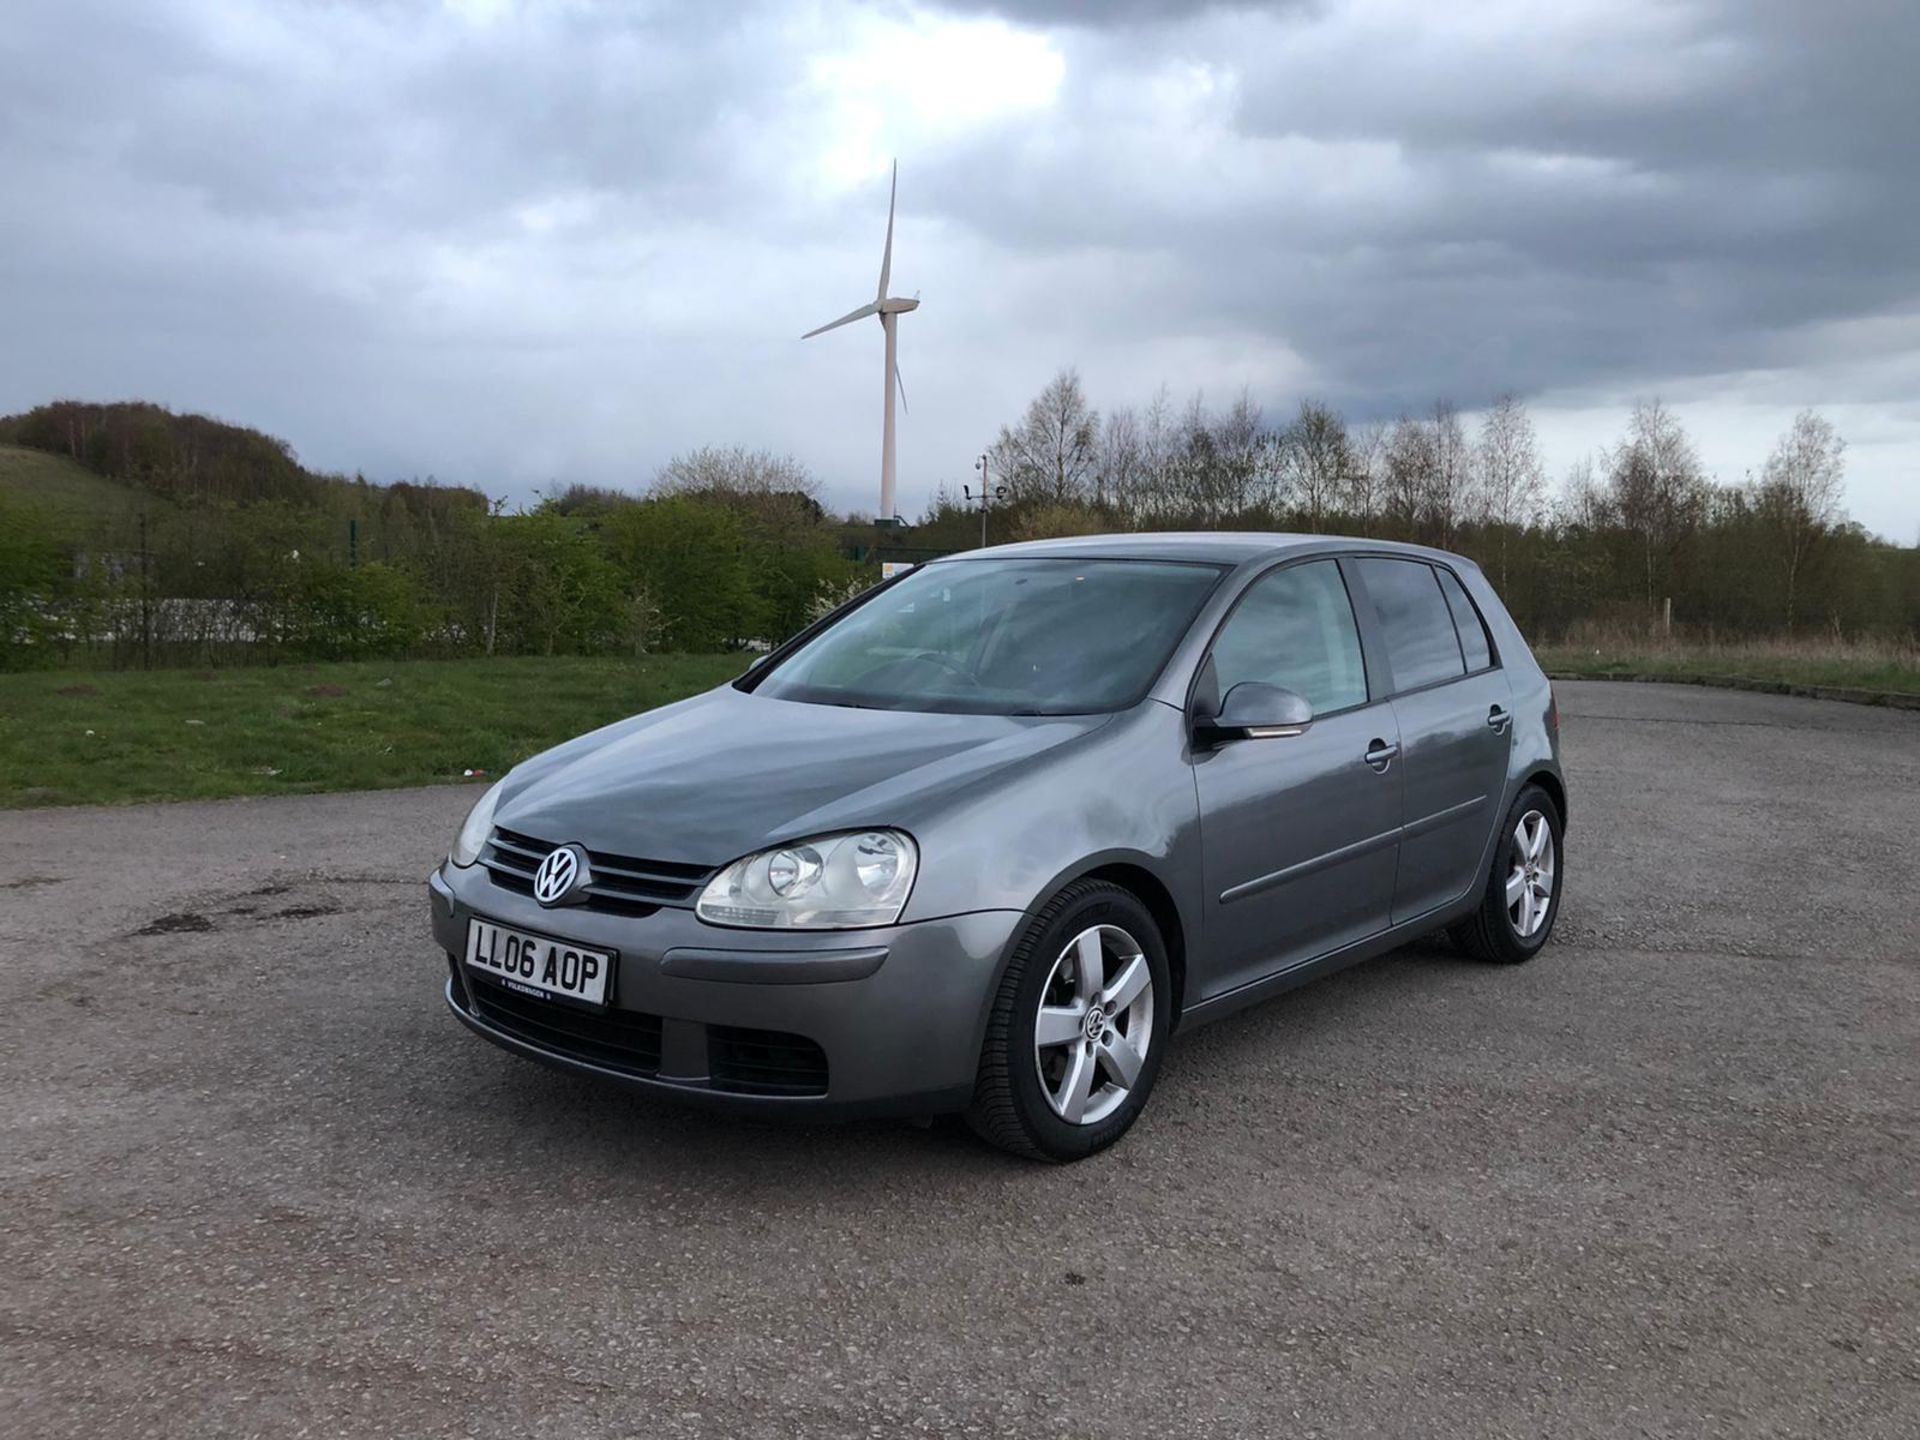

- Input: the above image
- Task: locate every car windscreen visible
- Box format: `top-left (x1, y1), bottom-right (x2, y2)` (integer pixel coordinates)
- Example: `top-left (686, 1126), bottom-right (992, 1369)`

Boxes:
top-left (750, 557), bottom-right (1226, 716)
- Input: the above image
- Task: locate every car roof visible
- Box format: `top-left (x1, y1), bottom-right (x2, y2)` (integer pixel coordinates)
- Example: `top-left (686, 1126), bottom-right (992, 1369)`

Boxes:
top-left (929, 531), bottom-right (1471, 568)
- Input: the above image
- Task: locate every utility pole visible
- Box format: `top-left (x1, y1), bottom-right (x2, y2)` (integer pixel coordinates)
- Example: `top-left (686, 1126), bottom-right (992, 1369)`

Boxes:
top-left (966, 454), bottom-right (1005, 549)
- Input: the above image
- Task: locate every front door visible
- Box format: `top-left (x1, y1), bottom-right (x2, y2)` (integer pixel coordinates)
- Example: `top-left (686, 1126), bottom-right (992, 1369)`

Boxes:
top-left (1191, 559), bottom-right (1403, 1000)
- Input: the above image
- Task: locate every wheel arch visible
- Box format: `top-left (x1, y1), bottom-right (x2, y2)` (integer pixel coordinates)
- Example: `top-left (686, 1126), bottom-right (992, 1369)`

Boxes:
top-left (1078, 861), bottom-right (1189, 1028)
top-left (1522, 766), bottom-right (1568, 832)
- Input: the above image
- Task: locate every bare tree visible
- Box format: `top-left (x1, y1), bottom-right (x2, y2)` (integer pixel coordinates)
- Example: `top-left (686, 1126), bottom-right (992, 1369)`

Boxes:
top-left (1159, 389), bottom-right (1275, 524)
top-left (1215, 387), bottom-right (1271, 515)
top-left (654, 445), bottom-right (820, 504)
top-left (1425, 400), bottom-right (1474, 547)
top-left (1752, 410), bottom-right (1846, 630)
top-left (1135, 384), bottom-right (1178, 522)
top-left (1605, 399), bottom-right (1708, 609)
top-left (1344, 418), bottom-right (1387, 534)
top-left (1276, 399), bottom-right (1352, 533)
top-left (1097, 406), bottom-right (1146, 522)
top-left (1381, 415), bottom-right (1432, 535)
top-left (1475, 393), bottom-right (1547, 587)
top-left (1557, 453), bottom-right (1608, 529)
top-left (1215, 387), bottom-right (1264, 462)
top-left (991, 368), bottom-right (1101, 505)
top-left (650, 446), bottom-right (828, 540)
top-left (1164, 392), bottom-right (1222, 522)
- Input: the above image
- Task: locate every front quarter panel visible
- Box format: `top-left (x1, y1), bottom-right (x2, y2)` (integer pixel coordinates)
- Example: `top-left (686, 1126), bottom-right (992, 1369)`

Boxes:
top-left (899, 700), bottom-right (1202, 939)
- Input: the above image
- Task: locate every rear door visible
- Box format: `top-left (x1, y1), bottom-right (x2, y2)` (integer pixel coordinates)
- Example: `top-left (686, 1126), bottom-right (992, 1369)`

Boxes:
top-left (1347, 557), bottom-right (1513, 925)
top-left (1191, 559), bottom-right (1403, 998)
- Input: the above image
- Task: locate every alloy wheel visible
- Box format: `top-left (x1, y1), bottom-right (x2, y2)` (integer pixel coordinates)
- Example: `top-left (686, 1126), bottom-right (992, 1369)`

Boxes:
top-left (1032, 923), bottom-right (1154, 1126)
top-left (1506, 809), bottom-right (1557, 938)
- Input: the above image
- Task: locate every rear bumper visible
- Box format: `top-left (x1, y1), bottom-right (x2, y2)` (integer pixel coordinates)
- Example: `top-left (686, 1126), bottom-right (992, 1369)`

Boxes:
top-left (429, 862), bottom-right (1023, 1118)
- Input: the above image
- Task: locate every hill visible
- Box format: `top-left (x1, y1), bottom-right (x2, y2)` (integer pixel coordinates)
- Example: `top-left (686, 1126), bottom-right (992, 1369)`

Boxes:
top-left (0, 401), bottom-right (490, 562)
top-left (0, 443), bottom-right (171, 541)
top-left (0, 400), bottom-right (489, 520)
top-left (0, 399), bottom-right (315, 507)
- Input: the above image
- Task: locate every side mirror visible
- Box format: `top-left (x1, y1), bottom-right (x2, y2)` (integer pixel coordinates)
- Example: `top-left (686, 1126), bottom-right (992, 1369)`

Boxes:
top-left (1197, 682), bottom-right (1314, 745)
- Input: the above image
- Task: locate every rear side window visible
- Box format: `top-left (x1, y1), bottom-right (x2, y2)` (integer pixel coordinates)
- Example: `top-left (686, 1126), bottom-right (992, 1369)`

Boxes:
top-left (1209, 560), bottom-right (1368, 715)
top-left (1435, 568), bottom-right (1494, 671)
top-left (1355, 558), bottom-right (1465, 693)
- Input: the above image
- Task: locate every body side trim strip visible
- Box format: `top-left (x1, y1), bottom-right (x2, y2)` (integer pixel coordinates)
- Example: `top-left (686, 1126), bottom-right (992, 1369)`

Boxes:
top-left (1399, 793), bottom-right (1488, 840)
top-left (1220, 824), bottom-right (1400, 905)
top-left (1216, 792), bottom-right (1487, 905)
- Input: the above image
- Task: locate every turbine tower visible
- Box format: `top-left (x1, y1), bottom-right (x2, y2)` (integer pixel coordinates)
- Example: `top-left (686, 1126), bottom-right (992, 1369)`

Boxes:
top-left (803, 160), bottom-right (918, 524)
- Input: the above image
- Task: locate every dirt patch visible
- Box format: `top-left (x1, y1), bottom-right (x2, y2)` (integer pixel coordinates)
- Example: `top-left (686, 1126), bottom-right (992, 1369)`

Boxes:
top-left (191, 670), bottom-right (218, 681)
top-left (36, 979), bottom-right (96, 1008)
top-left (132, 912), bottom-right (216, 937)
top-left (54, 684), bottom-right (99, 698)
top-left (1, 874), bottom-right (64, 891)
top-left (305, 683), bottom-right (348, 699)
top-left (272, 904), bottom-right (339, 921)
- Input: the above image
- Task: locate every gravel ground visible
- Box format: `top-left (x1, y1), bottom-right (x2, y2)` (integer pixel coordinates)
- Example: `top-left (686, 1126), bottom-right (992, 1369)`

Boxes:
top-left (1, 681), bottom-right (1915, 1438)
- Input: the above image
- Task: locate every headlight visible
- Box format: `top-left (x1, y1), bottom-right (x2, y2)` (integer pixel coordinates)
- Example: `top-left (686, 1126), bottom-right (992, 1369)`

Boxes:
top-left (450, 778), bottom-right (506, 867)
top-left (696, 830), bottom-right (918, 929)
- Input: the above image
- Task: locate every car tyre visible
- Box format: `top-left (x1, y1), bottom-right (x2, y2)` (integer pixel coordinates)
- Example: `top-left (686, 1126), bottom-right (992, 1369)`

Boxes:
top-left (1449, 783), bottom-right (1564, 964)
top-left (966, 879), bottom-right (1172, 1162)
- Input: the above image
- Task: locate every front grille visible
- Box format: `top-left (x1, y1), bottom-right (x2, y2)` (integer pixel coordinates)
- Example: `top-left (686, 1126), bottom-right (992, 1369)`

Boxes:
top-left (463, 969), bottom-right (664, 1078)
top-left (708, 1025), bottom-right (830, 1097)
top-left (483, 827), bottom-right (713, 918)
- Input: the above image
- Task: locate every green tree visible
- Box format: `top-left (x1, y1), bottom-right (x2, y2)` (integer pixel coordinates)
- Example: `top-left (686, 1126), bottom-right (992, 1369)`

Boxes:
top-left (489, 511), bottom-right (625, 656)
top-left (283, 561), bottom-right (426, 659)
top-left (603, 497), bottom-right (763, 651)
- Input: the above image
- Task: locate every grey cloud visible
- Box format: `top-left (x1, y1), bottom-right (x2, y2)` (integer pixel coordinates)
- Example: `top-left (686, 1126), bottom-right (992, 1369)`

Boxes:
top-left (0, 0), bottom-right (1915, 536)
top-left (932, 0), bottom-right (1257, 24)
top-left (906, 0), bottom-right (1920, 421)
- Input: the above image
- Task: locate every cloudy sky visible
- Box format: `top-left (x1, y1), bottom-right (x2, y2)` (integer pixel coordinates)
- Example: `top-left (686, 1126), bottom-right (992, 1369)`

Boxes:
top-left (3, 0), bottom-right (1915, 538)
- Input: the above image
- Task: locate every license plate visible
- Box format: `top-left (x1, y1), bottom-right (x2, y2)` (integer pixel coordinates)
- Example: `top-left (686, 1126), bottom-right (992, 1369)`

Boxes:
top-left (465, 918), bottom-right (613, 1008)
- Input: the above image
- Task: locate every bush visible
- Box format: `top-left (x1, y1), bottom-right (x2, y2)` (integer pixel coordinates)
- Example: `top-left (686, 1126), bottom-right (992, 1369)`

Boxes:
top-left (282, 562), bottom-right (425, 660)
top-left (603, 497), bottom-right (764, 651)
top-left (485, 511), bottom-right (627, 656)
top-left (0, 497), bottom-right (67, 668)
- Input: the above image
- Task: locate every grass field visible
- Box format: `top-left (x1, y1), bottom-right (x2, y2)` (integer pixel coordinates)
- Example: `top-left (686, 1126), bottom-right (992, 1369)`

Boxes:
top-left (1533, 633), bottom-right (1920, 696)
top-left (0, 655), bottom-right (744, 808)
top-left (0, 443), bottom-right (163, 537)
top-left (6, 635), bottom-right (1913, 809)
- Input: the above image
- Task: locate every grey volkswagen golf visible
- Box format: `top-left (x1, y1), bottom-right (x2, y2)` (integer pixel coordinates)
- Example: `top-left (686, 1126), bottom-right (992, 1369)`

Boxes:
top-left (430, 534), bottom-right (1565, 1160)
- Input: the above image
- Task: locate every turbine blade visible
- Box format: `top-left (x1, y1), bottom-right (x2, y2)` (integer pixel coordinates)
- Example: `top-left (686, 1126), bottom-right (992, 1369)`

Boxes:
top-left (801, 300), bottom-right (880, 339)
top-left (876, 159), bottom-right (896, 302)
top-left (894, 361), bottom-right (908, 416)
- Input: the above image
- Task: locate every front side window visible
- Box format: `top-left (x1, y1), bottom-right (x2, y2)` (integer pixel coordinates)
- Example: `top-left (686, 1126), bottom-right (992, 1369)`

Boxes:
top-left (1355, 558), bottom-right (1467, 692)
top-left (751, 557), bottom-right (1224, 716)
top-left (1208, 560), bottom-right (1368, 715)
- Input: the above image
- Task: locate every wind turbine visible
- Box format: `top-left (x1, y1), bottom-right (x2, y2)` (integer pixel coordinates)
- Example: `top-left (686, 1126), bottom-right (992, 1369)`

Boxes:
top-left (803, 160), bottom-right (919, 524)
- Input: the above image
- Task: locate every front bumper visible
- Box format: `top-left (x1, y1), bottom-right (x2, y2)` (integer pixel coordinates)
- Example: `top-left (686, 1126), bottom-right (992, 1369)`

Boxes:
top-left (429, 862), bottom-right (1023, 1118)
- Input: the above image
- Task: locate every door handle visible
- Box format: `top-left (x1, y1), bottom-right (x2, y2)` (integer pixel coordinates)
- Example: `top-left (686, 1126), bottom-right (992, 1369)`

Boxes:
top-left (1364, 740), bottom-right (1400, 772)
top-left (1487, 706), bottom-right (1512, 734)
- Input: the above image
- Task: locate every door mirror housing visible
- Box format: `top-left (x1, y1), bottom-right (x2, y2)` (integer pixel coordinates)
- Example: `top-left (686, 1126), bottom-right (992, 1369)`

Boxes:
top-left (1196, 682), bottom-right (1314, 745)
